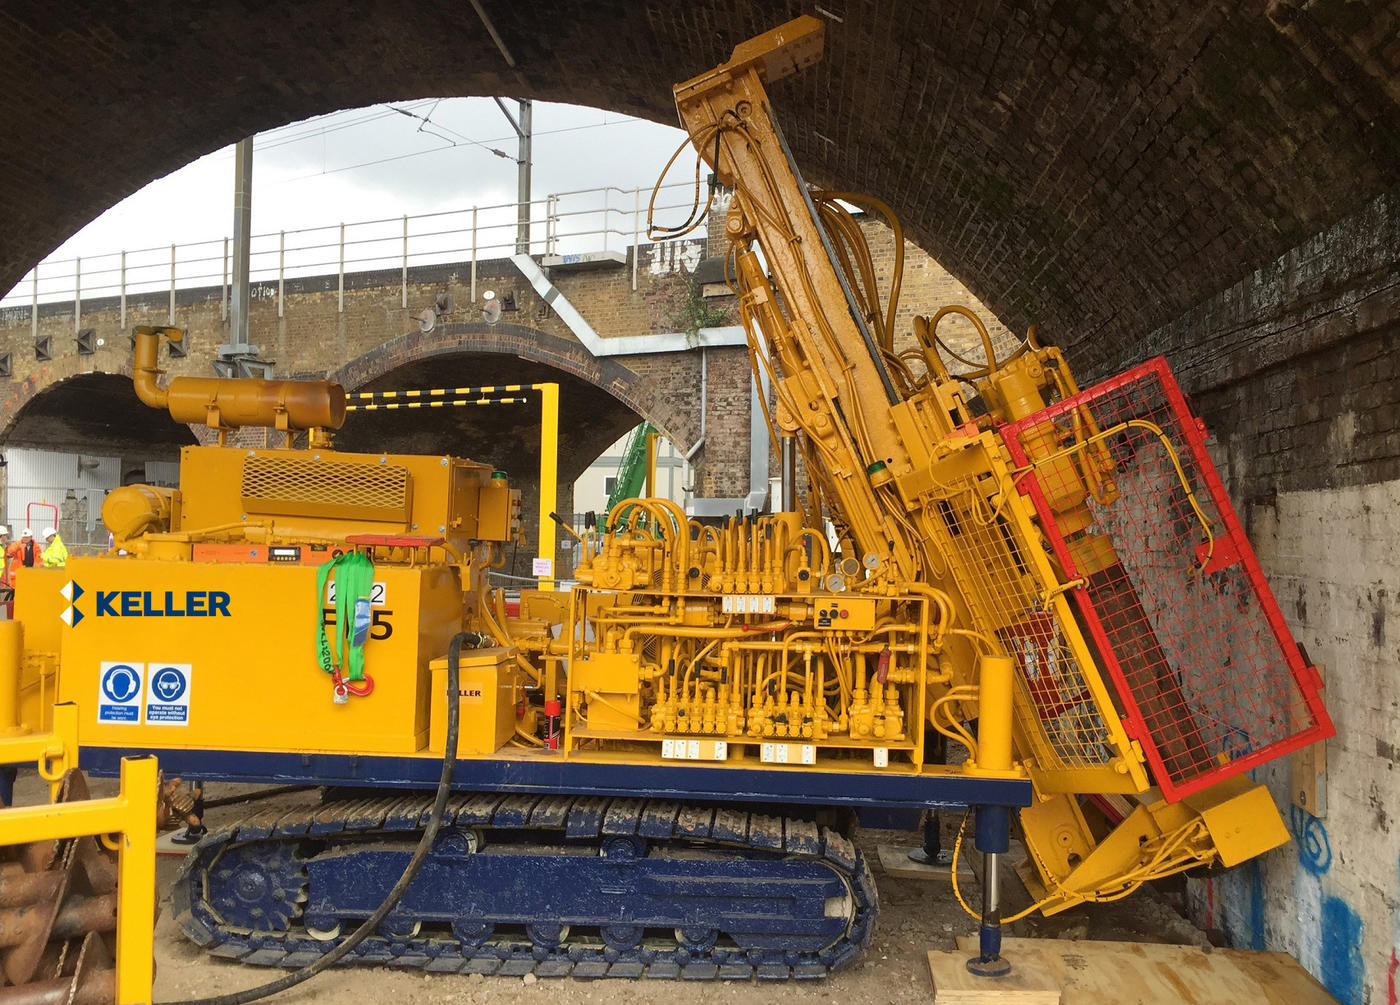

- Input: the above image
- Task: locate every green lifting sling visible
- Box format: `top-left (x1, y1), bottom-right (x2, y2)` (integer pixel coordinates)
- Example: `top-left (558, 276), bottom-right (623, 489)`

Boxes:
top-left (316, 551), bottom-right (375, 682)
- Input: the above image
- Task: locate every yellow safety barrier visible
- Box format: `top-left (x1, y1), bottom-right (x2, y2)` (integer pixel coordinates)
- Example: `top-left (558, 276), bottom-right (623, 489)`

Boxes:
top-left (0, 701), bottom-right (157, 1005)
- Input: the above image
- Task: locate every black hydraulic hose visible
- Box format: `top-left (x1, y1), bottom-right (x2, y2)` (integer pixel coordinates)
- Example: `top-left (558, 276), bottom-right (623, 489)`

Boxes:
top-left (163, 632), bottom-right (469, 1005)
top-left (202, 785), bottom-right (310, 811)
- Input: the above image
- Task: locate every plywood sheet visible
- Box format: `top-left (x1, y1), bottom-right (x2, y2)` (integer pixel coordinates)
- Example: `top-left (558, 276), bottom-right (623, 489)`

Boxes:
top-left (927, 949), bottom-right (1060, 1003)
top-left (930, 938), bottom-right (1336, 1005)
top-left (877, 843), bottom-right (974, 882)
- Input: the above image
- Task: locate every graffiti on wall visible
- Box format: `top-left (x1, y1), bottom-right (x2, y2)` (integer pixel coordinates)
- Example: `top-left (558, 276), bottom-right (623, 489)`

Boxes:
top-left (1320, 896), bottom-right (1364, 1004)
top-left (647, 241), bottom-right (702, 277)
top-left (1288, 804), bottom-right (1332, 876)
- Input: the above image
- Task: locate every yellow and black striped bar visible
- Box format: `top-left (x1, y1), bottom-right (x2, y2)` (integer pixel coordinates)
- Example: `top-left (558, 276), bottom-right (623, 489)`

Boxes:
top-left (345, 397), bottom-right (531, 412)
top-left (346, 383), bottom-right (544, 401)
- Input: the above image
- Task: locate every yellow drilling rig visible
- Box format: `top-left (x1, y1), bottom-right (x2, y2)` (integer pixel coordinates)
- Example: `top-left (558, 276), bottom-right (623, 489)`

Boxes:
top-left (0, 15), bottom-right (1330, 992)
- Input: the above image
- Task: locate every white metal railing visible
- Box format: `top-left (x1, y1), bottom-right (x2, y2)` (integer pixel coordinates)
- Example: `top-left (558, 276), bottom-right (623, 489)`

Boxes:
top-left (0, 181), bottom-right (714, 329)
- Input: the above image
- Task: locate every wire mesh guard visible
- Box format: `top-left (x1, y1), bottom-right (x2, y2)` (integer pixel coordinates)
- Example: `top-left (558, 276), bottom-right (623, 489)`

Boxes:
top-left (1000, 357), bottom-right (1332, 801)
top-left (923, 481), bottom-right (1121, 776)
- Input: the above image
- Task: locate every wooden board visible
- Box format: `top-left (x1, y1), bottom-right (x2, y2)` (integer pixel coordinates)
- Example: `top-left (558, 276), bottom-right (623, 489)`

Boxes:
top-left (927, 949), bottom-right (1060, 1003)
top-left (929, 938), bottom-right (1337, 1005)
top-left (877, 843), bottom-right (974, 882)
top-left (1291, 664), bottom-right (1328, 816)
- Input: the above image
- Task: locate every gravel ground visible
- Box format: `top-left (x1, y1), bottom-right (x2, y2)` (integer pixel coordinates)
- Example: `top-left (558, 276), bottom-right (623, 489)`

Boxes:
top-left (10, 773), bottom-right (1205, 1003)
top-left (139, 786), bottom-right (1206, 1005)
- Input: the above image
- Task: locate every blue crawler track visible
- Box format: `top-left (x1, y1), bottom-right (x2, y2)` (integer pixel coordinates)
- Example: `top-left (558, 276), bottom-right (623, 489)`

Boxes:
top-left (173, 793), bottom-right (878, 979)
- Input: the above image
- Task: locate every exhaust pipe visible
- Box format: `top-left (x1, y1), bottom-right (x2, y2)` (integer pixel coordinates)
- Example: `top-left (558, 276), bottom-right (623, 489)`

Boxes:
top-left (133, 326), bottom-right (346, 432)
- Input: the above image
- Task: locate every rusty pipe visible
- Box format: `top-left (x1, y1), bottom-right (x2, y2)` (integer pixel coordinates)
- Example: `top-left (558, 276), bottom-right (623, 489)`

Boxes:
top-left (0, 892), bottom-right (117, 949)
top-left (132, 326), bottom-right (346, 431)
top-left (0, 969), bottom-right (113, 1005)
top-left (0, 872), bottom-right (61, 910)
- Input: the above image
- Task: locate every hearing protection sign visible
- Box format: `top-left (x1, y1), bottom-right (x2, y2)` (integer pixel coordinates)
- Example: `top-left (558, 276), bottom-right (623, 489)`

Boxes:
top-left (98, 662), bottom-right (145, 723)
top-left (96, 661), bottom-right (192, 725)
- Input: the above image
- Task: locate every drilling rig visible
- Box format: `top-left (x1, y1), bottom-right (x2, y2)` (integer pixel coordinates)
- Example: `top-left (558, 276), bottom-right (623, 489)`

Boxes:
top-left (0, 16), bottom-right (1330, 986)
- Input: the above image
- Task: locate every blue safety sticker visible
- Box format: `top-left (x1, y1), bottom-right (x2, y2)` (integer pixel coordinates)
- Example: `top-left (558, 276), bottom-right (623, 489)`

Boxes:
top-left (146, 663), bottom-right (192, 725)
top-left (98, 662), bottom-right (145, 723)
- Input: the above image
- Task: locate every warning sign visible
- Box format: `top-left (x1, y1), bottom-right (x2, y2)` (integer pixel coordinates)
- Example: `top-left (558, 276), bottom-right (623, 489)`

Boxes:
top-left (145, 664), bottom-right (192, 725)
top-left (98, 662), bottom-right (145, 723)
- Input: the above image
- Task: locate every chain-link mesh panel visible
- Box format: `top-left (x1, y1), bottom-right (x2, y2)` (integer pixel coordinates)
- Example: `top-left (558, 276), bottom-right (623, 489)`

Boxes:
top-left (922, 479), bottom-right (1119, 774)
top-left (1000, 357), bottom-right (1332, 800)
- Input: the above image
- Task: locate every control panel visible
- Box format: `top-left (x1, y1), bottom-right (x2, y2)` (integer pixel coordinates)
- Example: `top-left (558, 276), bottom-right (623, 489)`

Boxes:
top-left (813, 596), bottom-right (876, 630)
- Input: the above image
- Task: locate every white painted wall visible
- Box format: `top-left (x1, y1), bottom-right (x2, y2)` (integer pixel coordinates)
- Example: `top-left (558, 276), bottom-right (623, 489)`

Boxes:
top-left (1188, 479), bottom-right (1399, 1005)
top-left (5, 447), bottom-right (120, 538)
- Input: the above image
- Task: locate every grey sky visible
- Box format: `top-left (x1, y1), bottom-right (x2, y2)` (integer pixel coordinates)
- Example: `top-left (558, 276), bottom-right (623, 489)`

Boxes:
top-left (45, 98), bottom-right (689, 263)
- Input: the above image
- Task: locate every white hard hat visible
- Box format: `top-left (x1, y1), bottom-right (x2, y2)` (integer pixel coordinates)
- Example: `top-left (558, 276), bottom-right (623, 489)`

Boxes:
top-left (0, 526), bottom-right (8, 537)
top-left (41, 527), bottom-right (56, 540)
top-left (19, 528), bottom-right (32, 539)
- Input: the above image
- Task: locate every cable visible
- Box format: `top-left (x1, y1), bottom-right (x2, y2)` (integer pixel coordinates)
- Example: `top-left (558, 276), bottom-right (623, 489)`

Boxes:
top-left (271, 109), bottom-right (662, 186)
top-left (162, 631), bottom-right (468, 1005)
top-left (201, 785), bottom-right (309, 811)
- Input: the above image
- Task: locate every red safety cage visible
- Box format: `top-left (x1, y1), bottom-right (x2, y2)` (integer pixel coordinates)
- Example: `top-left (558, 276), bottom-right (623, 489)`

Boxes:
top-left (1000, 357), bottom-right (1332, 801)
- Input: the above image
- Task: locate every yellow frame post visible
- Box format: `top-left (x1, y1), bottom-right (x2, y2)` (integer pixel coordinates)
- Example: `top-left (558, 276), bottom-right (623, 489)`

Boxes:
top-left (644, 430), bottom-right (660, 498)
top-left (115, 755), bottom-right (158, 1005)
top-left (0, 702), bottom-right (157, 1004)
top-left (536, 382), bottom-right (559, 590)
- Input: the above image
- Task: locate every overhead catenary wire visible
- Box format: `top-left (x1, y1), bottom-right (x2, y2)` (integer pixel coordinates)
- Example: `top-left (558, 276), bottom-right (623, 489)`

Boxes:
top-left (181, 101), bottom-right (659, 191)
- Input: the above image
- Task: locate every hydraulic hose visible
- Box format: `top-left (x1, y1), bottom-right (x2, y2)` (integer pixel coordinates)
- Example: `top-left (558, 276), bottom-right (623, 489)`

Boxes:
top-left (163, 631), bottom-right (469, 1005)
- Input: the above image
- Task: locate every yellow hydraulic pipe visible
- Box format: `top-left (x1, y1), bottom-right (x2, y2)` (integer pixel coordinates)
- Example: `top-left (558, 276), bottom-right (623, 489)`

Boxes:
top-left (644, 430), bottom-right (660, 498)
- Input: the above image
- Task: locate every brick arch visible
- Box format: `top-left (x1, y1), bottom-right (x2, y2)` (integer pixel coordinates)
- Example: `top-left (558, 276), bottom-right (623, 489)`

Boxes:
top-left (0, 360), bottom-right (132, 441)
top-left (328, 322), bottom-right (696, 449)
top-left (4, 4), bottom-right (1400, 380)
top-left (0, 365), bottom-right (198, 453)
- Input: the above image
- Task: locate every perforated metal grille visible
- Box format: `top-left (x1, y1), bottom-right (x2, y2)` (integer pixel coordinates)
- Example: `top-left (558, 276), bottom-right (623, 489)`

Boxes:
top-left (923, 478), bottom-right (1118, 774)
top-left (1001, 358), bottom-right (1332, 800)
top-left (241, 455), bottom-right (410, 514)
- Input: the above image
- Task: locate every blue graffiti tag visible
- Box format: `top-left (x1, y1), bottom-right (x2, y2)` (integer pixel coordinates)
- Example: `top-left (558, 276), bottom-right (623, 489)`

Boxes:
top-left (1319, 896), bottom-right (1363, 1005)
top-left (1288, 805), bottom-right (1332, 876)
top-left (1247, 859), bottom-right (1266, 951)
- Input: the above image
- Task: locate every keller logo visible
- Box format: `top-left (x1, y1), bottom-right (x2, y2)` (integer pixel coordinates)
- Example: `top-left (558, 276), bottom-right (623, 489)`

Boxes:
top-left (59, 580), bottom-right (83, 627)
top-left (59, 581), bottom-right (232, 627)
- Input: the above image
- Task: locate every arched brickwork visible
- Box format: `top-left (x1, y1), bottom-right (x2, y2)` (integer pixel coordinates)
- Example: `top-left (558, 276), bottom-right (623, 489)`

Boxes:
top-left (0, 369), bottom-right (197, 454)
top-left (0, 360), bottom-right (132, 441)
top-left (328, 322), bottom-right (693, 449)
top-left (330, 323), bottom-right (691, 580)
top-left (3, 4), bottom-right (1400, 376)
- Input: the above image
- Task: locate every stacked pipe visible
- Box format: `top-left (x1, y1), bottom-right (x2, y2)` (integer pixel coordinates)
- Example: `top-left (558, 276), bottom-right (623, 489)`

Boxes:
top-left (0, 772), bottom-right (123, 1005)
